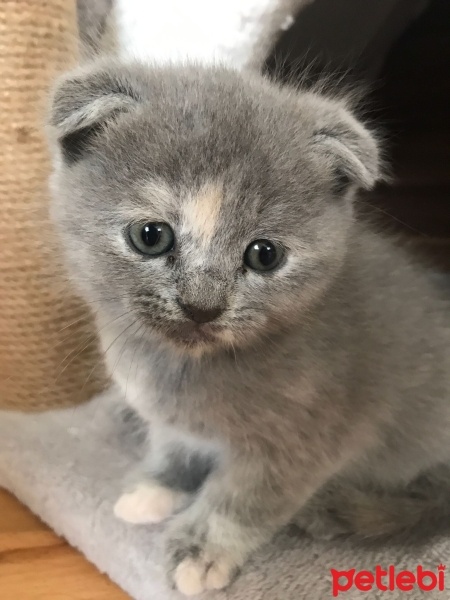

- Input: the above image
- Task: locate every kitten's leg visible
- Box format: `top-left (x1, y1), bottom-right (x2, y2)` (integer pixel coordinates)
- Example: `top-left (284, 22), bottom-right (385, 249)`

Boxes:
top-left (295, 467), bottom-right (450, 541)
top-left (114, 425), bottom-right (215, 525)
top-left (293, 480), bottom-right (357, 540)
top-left (164, 452), bottom-right (338, 596)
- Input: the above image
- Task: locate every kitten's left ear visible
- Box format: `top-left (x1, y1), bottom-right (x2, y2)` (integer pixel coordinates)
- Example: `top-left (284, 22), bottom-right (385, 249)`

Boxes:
top-left (311, 102), bottom-right (381, 193)
top-left (48, 63), bottom-right (141, 163)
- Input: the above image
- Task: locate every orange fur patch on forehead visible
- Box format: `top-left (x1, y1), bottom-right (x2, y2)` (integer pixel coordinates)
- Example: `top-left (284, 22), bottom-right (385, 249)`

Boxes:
top-left (181, 182), bottom-right (223, 245)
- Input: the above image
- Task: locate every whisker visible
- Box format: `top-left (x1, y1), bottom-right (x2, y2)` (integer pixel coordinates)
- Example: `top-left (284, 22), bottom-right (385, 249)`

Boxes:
top-left (110, 321), bottom-right (140, 384)
top-left (80, 318), bottom-right (139, 392)
top-left (125, 324), bottom-right (146, 400)
top-left (53, 311), bottom-right (131, 383)
top-left (133, 325), bottom-right (150, 393)
top-left (356, 197), bottom-right (430, 238)
top-left (53, 313), bottom-right (95, 334)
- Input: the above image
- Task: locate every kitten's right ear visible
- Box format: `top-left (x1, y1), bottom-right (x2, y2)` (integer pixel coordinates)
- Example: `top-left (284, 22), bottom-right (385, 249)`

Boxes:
top-left (308, 96), bottom-right (381, 194)
top-left (49, 65), bottom-right (141, 164)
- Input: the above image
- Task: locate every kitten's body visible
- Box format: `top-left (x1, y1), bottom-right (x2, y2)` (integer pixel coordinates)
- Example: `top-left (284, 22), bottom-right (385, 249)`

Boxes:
top-left (48, 61), bottom-right (450, 595)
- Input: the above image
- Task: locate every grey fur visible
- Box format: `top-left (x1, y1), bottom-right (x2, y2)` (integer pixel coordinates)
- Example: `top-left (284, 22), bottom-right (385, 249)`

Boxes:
top-left (48, 60), bottom-right (450, 594)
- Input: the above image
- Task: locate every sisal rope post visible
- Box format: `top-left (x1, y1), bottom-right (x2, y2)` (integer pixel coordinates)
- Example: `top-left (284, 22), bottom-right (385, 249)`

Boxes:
top-left (0, 0), bottom-right (107, 410)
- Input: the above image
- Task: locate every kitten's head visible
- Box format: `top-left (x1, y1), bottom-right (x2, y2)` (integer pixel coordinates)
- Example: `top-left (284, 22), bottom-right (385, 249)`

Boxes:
top-left (48, 61), bottom-right (380, 355)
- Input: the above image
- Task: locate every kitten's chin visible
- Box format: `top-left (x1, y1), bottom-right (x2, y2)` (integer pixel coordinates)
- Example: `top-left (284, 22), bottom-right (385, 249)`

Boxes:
top-left (162, 322), bottom-right (229, 356)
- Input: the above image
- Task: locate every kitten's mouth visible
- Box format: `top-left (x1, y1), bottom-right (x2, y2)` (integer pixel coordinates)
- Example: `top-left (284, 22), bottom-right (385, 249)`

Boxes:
top-left (164, 322), bottom-right (221, 347)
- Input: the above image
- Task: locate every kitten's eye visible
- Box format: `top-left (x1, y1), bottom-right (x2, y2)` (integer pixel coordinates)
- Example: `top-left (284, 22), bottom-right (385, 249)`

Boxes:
top-left (244, 239), bottom-right (284, 272)
top-left (128, 222), bottom-right (175, 256)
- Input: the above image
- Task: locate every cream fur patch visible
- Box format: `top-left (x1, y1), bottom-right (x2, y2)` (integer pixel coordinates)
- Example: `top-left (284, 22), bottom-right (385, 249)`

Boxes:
top-left (181, 182), bottom-right (223, 245)
top-left (174, 556), bottom-right (234, 595)
top-left (113, 481), bottom-right (181, 524)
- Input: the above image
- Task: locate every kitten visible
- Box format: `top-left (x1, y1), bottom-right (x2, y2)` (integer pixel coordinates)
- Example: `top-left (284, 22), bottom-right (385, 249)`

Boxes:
top-left (48, 60), bottom-right (450, 595)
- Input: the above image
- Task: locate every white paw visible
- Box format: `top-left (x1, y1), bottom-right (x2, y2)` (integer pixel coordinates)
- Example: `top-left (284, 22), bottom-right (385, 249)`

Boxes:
top-left (174, 556), bottom-right (233, 596)
top-left (114, 481), bottom-right (180, 524)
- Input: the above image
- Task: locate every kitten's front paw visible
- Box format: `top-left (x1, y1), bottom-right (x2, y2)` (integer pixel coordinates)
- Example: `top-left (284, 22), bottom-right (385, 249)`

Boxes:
top-left (114, 481), bottom-right (182, 524)
top-left (174, 556), bottom-right (235, 596)
top-left (166, 517), bottom-right (238, 596)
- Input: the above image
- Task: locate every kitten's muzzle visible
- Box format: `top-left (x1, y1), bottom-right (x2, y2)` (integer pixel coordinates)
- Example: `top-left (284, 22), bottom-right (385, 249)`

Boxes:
top-left (176, 299), bottom-right (224, 324)
top-left (165, 321), bottom-right (223, 346)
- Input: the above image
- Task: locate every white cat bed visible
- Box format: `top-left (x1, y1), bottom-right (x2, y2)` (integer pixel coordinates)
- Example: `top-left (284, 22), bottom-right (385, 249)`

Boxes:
top-left (0, 1), bottom-right (445, 599)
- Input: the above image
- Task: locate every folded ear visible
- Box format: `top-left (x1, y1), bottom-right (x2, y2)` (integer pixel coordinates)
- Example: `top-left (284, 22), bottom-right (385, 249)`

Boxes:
top-left (312, 103), bottom-right (381, 194)
top-left (49, 65), bottom-right (141, 164)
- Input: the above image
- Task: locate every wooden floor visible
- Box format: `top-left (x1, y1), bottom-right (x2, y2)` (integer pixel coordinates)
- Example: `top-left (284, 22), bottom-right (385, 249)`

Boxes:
top-left (0, 489), bottom-right (129, 600)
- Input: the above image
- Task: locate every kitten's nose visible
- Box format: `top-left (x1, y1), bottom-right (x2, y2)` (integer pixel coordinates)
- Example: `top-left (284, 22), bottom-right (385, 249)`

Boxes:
top-left (177, 300), bottom-right (224, 324)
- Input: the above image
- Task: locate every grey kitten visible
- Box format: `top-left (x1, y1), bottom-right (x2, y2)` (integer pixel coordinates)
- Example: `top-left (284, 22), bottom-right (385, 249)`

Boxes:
top-left (48, 60), bottom-right (450, 595)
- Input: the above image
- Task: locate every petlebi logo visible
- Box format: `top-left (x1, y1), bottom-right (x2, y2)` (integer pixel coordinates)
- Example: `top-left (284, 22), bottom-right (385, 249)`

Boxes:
top-left (331, 564), bottom-right (446, 597)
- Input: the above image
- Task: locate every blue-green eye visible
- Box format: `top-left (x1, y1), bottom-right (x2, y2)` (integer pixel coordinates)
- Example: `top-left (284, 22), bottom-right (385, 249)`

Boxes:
top-left (244, 239), bottom-right (284, 272)
top-left (128, 222), bottom-right (174, 256)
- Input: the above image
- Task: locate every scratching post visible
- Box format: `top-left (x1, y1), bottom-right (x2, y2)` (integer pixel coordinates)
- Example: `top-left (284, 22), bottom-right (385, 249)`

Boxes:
top-left (0, 0), bottom-right (107, 410)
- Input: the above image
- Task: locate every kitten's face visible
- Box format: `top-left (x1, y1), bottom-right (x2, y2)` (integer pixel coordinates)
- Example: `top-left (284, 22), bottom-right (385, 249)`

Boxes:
top-left (49, 63), bottom-right (379, 354)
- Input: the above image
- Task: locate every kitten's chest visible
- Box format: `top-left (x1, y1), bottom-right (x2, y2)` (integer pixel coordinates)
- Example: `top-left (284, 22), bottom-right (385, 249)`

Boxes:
top-left (102, 325), bottom-right (308, 438)
top-left (107, 336), bottom-right (232, 431)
